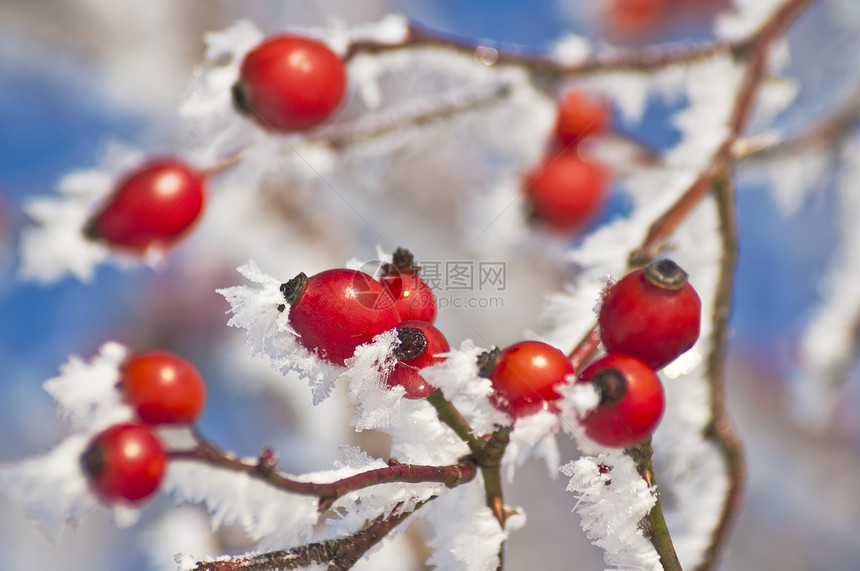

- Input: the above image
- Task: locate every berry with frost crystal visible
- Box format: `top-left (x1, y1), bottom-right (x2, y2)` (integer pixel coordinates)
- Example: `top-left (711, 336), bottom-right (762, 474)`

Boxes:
top-left (479, 340), bottom-right (575, 418)
top-left (81, 423), bottom-right (166, 504)
top-left (599, 259), bottom-right (701, 369)
top-left (555, 89), bottom-right (611, 146)
top-left (524, 150), bottom-right (610, 233)
top-left (121, 351), bottom-right (206, 424)
top-left (379, 248), bottom-right (438, 323)
top-left (388, 320), bottom-right (450, 399)
top-left (577, 354), bottom-right (664, 448)
top-left (232, 35), bottom-right (347, 132)
top-left (280, 269), bottom-right (401, 365)
top-left (84, 158), bottom-right (205, 253)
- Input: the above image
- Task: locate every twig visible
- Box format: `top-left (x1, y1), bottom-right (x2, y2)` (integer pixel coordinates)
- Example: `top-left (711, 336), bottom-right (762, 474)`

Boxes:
top-left (425, 390), bottom-right (485, 458)
top-left (628, 439), bottom-right (683, 571)
top-left (191, 499), bottom-right (433, 570)
top-left (169, 429), bottom-right (476, 512)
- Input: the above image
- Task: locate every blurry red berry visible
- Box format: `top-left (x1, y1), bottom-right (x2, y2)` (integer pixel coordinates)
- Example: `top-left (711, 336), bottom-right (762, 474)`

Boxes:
top-left (555, 89), bottom-right (611, 146)
top-left (480, 340), bottom-right (575, 418)
top-left (388, 321), bottom-right (450, 399)
top-left (524, 150), bottom-right (610, 233)
top-left (577, 353), bottom-right (664, 448)
top-left (81, 423), bottom-right (166, 504)
top-left (599, 259), bottom-right (701, 369)
top-left (281, 269), bottom-right (401, 365)
top-left (379, 248), bottom-right (438, 323)
top-left (85, 159), bottom-right (205, 253)
top-left (122, 351), bottom-right (206, 424)
top-left (233, 35), bottom-right (347, 132)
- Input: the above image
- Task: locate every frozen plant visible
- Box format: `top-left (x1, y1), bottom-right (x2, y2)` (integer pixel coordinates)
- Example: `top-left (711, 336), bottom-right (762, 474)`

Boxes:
top-left (4, 1), bottom-right (860, 570)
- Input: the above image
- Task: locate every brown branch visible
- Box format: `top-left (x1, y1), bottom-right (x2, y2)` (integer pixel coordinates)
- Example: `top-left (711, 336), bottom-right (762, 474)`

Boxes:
top-left (192, 499), bottom-right (433, 571)
top-left (628, 439), bottom-right (683, 571)
top-left (169, 430), bottom-right (477, 512)
top-left (696, 176), bottom-right (746, 571)
top-left (345, 21), bottom-right (728, 79)
top-left (568, 327), bottom-right (601, 371)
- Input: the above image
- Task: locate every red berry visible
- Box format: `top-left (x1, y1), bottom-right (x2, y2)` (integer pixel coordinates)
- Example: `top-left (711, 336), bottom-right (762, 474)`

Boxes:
top-left (598, 259), bottom-right (701, 369)
top-left (577, 354), bottom-right (664, 448)
top-left (80, 423), bottom-right (166, 504)
top-left (388, 321), bottom-right (450, 399)
top-left (233, 35), bottom-right (347, 132)
top-left (122, 351), bottom-right (206, 424)
top-left (480, 341), bottom-right (575, 418)
top-left (379, 248), bottom-right (438, 323)
top-left (555, 89), bottom-right (611, 147)
top-left (605, 0), bottom-right (670, 41)
top-left (85, 159), bottom-right (206, 253)
top-left (281, 269), bottom-right (401, 365)
top-left (524, 150), bottom-right (610, 233)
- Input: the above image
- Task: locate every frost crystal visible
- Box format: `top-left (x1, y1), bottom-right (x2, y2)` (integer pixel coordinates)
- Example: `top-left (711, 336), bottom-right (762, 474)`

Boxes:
top-left (562, 453), bottom-right (660, 571)
top-left (342, 329), bottom-right (402, 431)
top-left (18, 143), bottom-right (148, 283)
top-left (42, 341), bottom-right (133, 432)
top-left (0, 434), bottom-right (100, 542)
top-left (217, 260), bottom-right (344, 404)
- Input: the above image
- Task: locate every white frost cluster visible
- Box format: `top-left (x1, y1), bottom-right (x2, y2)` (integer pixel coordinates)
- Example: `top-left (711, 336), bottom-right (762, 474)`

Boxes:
top-left (217, 260), bottom-right (344, 404)
top-left (0, 342), bottom-right (136, 540)
top-left (715, 0), bottom-right (790, 43)
top-left (18, 143), bottom-right (150, 284)
top-left (562, 452), bottom-right (661, 571)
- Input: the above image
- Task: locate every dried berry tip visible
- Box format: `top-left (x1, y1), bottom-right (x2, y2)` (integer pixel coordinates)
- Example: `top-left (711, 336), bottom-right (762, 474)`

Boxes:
top-left (644, 259), bottom-right (688, 291)
top-left (82, 217), bottom-right (101, 242)
top-left (394, 327), bottom-right (428, 361)
top-left (476, 347), bottom-right (501, 378)
top-left (380, 247), bottom-right (421, 274)
top-left (280, 272), bottom-right (309, 305)
top-left (231, 81), bottom-right (251, 115)
top-left (81, 442), bottom-right (107, 479)
top-left (592, 367), bottom-right (628, 406)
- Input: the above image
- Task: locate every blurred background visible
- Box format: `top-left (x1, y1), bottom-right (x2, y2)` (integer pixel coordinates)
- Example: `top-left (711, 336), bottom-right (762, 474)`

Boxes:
top-left (1, 1), bottom-right (859, 569)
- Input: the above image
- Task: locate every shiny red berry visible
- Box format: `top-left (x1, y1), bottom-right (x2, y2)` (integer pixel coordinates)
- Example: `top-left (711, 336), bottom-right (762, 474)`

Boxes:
top-left (122, 351), bottom-right (206, 424)
top-left (524, 150), bottom-right (610, 233)
top-left (388, 321), bottom-right (450, 399)
top-left (85, 159), bottom-right (206, 253)
top-left (379, 248), bottom-right (438, 323)
top-left (81, 423), bottom-right (166, 504)
top-left (480, 341), bottom-right (575, 418)
top-left (555, 89), bottom-right (611, 147)
top-left (233, 35), bottom-right (347, 132)
top-left (281, 269), bottom-right (401, 365)
top-left (577, 354), bottom-right (664, 448)
top-left (599, 259), bottom-right (701, 369)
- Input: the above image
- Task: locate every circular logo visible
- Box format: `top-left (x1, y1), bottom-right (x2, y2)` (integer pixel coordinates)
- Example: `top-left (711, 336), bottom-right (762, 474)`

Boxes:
top-left (352, 260), bottom-right (400, 311)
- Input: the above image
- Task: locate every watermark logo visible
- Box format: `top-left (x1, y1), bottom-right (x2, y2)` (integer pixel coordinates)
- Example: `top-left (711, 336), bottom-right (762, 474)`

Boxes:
top-left (352, 259), bottom-right (506, 311)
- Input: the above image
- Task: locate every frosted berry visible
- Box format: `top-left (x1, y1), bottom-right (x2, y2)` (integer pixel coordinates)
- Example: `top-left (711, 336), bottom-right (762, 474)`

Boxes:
top-left (387, 321), bottom-right (450, 399)
top-left (233, 35), bottom-right (347, 132)
top-left (524, 150), bottom-right (610, 233)
top-left (84, 158), bottom-right (205, 253)
top-left (379, 248), bottom-right (438, 323)
top-left (555, 89), bottom-right (611, 147)
top-left (81, 423), bottom-right (166, 504)
top-left (479, 340), bottom-right (575, 418)
top-left (577, 354), bottom-right (664, 448)
top-left (280, 269), bottom-right (401, 365)
top-left (121, 351), bottom-right (206, 424)
top-left (599, 259), bottom-right (701, 369)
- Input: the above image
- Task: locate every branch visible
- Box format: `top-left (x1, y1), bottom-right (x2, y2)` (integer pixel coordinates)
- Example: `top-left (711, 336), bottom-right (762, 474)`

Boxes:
top-left (170, 430), bottom-right (477, 512)
top-left (628, 439), bottom-right (683, 571)
top-left (191, 499), bottom-right (433, 571)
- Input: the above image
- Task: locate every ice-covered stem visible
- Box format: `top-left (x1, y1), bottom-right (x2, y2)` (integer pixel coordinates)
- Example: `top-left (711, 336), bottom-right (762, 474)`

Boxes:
top-left (627, 439), bottom-right (683, 571)
top-left (191, 499), bottom-right (433, 571)
top-left (697, 176), bottom-right (746, 571)
top-left (425, 390), bottom-right (485, 458)
top-left (344, 21), bottom-right (727, 79)
top-left (741, 83), bottom-right (860, 162)
top-left (169, 430), bottom-right (477, 512)
top-left (630, 0), bottom-right (818, 266)
top-left (318, 84), bottom-right (512, 149)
